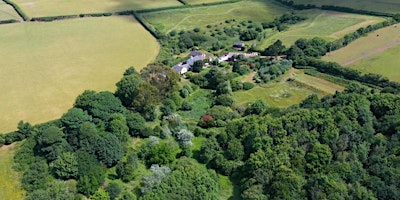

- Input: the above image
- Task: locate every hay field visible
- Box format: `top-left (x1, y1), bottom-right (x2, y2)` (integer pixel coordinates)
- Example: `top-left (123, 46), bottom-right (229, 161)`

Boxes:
top-left (141, 0), bottom-right (289, 33)
top-left (0, 144), bottom-right (25, 199)
top-left (0, 2), bottom-right (22, 20)
top-left (0, 16), bottom-right (159, 133)
top-left (11, 0), bottom-right (182, 18)
top-left (323, 24), bottom-right (400, 81)
top-left (260, 9), bottom-right (385, 47)
top-left (292, 0), bottom-right (400, 14)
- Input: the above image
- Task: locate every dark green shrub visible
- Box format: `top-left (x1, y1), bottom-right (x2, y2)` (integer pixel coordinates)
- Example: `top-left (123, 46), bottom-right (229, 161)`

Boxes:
top-left (243, 82), bottom-right (255, 90)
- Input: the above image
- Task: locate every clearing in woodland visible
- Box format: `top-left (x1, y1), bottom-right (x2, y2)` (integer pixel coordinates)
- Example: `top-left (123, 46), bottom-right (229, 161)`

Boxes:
top-left (260, 9), bottom-right (385, 47)
top-left (233, 68), bottom-right (343, 107)
top-left (0, 16), bottom-right (159, 133)
top-left (141, 0), bottom-right (289, 33)
top-left (0, 143), bottom-right (25, 200)
top-left (0, 2), bottom-right (22, 21)
top-left (11, 0), bottom-right (182, 18)
top-left (291, 0), bottom-right (400, 14)
top-left (323, 24), bottom-right (400, 82)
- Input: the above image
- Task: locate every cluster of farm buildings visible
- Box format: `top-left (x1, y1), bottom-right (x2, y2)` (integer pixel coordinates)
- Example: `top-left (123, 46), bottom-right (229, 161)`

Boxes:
top-left (172, 47), bottom-right (259, 74)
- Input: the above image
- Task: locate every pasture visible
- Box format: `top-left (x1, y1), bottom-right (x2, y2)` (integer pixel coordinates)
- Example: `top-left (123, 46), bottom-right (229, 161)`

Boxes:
top-left (233, 68), bottom-right (343, 107)
top-left (11, 0), bottom-right (182, 18)
top-left (0, 16), bottom-right (159, 133)
top-left (350, 45), bottom-right (400, 82)
top-left (0, 144), bottom-right (25, 200)
top-left (291, 69), bottom-right (345, 94)
top-left (260, 9), bottom-right (385, 47)
top-left (141, 0), bottom-right (289, 33)
top-left (0, 2), bottom-right (22, 21)
top-left (184, 0), bottom-right (229, 4)
top-left (291, 0), bottom-right (400, 14)
top-left (323, 24), bottom-right (400, 81)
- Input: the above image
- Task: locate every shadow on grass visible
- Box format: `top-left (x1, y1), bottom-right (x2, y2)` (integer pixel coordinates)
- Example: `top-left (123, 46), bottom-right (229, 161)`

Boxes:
top-left (227, 173), bottom-right (242, 200)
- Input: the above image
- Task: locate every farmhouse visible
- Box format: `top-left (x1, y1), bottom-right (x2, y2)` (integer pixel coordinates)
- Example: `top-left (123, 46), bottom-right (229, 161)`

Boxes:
top-left (172, 63), bottom-right (191, 74)
top-left (172, 51), bottom-right (213, 74)
top-left (233, 41), bottom-right (245, 50)
top-left (173, 51), bottom-right (259, 74)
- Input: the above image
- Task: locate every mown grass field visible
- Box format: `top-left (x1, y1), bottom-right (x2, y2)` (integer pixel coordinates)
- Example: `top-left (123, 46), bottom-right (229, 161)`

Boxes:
top-left (141, 0), bottom-right (289, 33)
top-left (0, 2), bottom-right (22, 20)
top-left (260, 9), bottom-right (385, 47)
top-left (0, 144), bottom-right (25, 200)
top-left (12, 0), bottom-right (182, 18)
top-left (292, 0), bottom-right (400, 14)
top-left (0, 16), bottom-right (159, 133)
top-left (233, 68), bottom-right (343, 107)
top-left (323, 24), bottom-right (400, 82)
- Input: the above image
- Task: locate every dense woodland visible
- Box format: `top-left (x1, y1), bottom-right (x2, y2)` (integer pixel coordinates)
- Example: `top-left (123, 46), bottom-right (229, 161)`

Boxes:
top-left (2, 61), bottom-right (399, 199)
top-left (1, 1), bottom-right (400, 200)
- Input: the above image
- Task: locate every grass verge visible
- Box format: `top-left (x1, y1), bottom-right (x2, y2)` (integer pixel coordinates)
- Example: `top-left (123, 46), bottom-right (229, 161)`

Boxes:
top-left (0, 143), bottom-right (25, 199)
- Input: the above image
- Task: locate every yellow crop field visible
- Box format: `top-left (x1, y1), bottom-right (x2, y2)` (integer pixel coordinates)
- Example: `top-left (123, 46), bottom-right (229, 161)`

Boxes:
top-left (0, 16), bottom-right (159, 133)
top-left (12, 0), bottom-right (182, 18)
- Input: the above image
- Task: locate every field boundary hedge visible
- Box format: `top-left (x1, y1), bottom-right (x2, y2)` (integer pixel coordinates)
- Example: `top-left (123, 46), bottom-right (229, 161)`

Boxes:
top-left (320, 5), bottom-right (393, 17)
top-left (2, 0), bottom-right (29, 21)
top-left (30, 13), bottom-right (113, 22)
top-left (0, 19), bottom-right (18, 24)
top-left (177, 0), bottom-right (188, 5)
top-left (132, 11), bottom-right (160, 39)
top-left (273, 0), bottom-right (396, 17)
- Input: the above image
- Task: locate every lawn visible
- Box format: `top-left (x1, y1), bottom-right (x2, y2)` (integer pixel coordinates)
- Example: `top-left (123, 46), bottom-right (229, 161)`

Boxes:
top-left (291, 0), bottom-right (400, 14)
top-left (323, 23), bottom-right (400, 82)
top-left (259, 9), bottom-right (385, 48)
top-left (0, 144), bottom-right (25, 200)
top-left (0, 2), bottom-right (22, 21)
top-left (141, 0), bottom-right (289, 33)
top-left (11, 0), bottom-right (182, 18)
top-left (0, 16), bottom-right (159, 133)
top-left (233, 68), bottom-right (342, 107)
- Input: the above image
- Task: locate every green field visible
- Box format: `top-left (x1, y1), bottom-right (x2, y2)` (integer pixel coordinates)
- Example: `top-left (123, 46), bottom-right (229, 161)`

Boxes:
top-left (292, 0), bottom-right (400, 14)
top-left (0, 144), bottom-right (25, 200)
top-left (233, 69), bottom-right (343, 107)
top-left (350, 45), bottom-right (400, 82)
top-left (291, 69), bottom-right (345, 93)
top-left (184, 0), bottom-right (229, 4)
top-left (260, 9), bottom-right (385, 47)
top-left (12, 0), bottom-right (182, 18)
top-left (323, 24), bottom-right (400, 82)
top-left (141, 0), bottom-right (289, 33)
top-left (0, 2), bottom-right (22, 21)
top-left (0, 16), bottom-right (159, 133)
